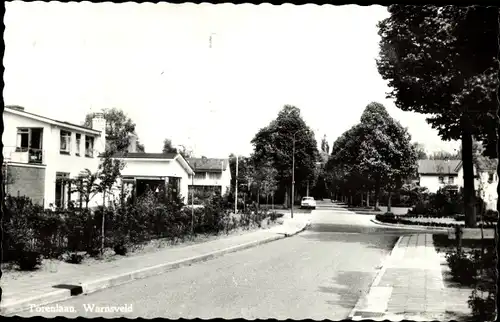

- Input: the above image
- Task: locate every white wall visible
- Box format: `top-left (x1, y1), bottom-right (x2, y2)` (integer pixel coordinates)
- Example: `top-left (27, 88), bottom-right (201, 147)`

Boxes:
top-left (120, 158), bottom-right (190, 203)
top-left (3, 111), bottom-right (103, 208)
top-left (190, 163), bottom-right (232, 195)
top-left (477, 171), bottom-right (498, 210)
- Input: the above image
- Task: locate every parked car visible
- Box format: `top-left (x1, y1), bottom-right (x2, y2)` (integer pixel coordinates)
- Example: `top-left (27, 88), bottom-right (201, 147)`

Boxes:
top-left (301, 197), bottom-right (316, 209)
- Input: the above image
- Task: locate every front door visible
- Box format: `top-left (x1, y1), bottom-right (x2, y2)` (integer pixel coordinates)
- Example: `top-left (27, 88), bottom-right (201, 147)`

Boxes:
top-left (55, 172), bottom-right (70, 209)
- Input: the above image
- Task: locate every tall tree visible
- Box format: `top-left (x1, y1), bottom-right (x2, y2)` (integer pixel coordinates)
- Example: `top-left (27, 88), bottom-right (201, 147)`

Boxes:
top-left (162, 139), bottom-right (177, 154)
top-left (251, 105), bottom-right (318, 207)
top-left (84, 108), bottom-right (141, 154)
top-left (412, 142), bottom-right (428, 159)
top-left (377, 5), bottom-right (498, 227)
top-left (327, 103), bottom-right (418, 210)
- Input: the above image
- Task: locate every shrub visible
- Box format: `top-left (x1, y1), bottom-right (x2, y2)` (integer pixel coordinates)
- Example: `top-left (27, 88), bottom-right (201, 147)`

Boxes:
top-left (65, 252), bottom-right (84, 264)
top-left (468, 246), bottom-right (497, 321)
top-left (376, 213), bottom-right (399, 224)
top-left (270, 212), bottom-right (285, 221)
top-left (16, 250), bottom-right (43, 271)
top-left (113, 243), bottom-right (128, 256)
top-left (483, 209), bottom-right (499, 224)
top-left (446, 249), bottom-right (479, 285)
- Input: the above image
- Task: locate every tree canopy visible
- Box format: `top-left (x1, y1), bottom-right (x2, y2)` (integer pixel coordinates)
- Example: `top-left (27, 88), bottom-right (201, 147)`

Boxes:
top-left (326, 102), bottom-right (418, 208)
top-left (251, 105), bottom-right (319, 205)
top-left (376, 5), bottom-right (498, 226)
top-left (84, 107), bottom-right (142, 154)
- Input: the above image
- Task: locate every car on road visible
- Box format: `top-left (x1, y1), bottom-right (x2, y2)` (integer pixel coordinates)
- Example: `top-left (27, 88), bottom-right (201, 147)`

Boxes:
top-left (301, 197), bottom-right (316, 209)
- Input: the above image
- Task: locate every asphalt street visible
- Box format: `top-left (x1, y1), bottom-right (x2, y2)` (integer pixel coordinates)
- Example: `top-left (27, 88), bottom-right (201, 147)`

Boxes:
top-left (17, 201), bottom-right (410, 319)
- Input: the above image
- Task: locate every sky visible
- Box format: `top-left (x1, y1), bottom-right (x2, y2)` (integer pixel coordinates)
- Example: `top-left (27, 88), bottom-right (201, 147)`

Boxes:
top-left (4, 2), bottom-right (460, 158)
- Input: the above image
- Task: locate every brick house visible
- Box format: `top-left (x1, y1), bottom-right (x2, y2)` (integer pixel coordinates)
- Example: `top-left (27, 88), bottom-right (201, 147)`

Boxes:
top-left (2, 105), bottom-right (105, 208)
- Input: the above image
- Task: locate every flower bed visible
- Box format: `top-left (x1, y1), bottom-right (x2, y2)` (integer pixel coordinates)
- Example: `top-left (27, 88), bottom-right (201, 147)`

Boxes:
top-left (375, 213), bottom-right (497, 228)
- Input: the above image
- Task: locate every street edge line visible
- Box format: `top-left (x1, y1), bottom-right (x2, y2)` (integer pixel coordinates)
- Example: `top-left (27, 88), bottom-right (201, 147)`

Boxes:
top-left (346, 235), bottom-right (404, 320)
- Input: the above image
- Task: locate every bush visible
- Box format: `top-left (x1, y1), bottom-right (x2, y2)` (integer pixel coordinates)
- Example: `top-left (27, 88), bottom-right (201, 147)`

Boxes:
top-left (468, 246), bottom-right (497, 321)
top-left (113, 243), bottom-right (128, 256)
top-left (445, 249), bottom-right (479, 285)
top-left (375, 213), bottom-right (399, 224)
top-left (65, 252), bottom-right (84, 264)
top-left (16, 250), bottom-right (43, 271)
top-left (270, 212), bottom-right (285, 221)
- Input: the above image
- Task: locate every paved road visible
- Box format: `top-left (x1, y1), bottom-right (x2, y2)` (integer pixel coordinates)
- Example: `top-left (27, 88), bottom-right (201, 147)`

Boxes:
top-left (17, 201), bottom-right (410, 319)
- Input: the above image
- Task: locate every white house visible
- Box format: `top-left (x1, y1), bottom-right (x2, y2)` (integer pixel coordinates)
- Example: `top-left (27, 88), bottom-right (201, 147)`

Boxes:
top-left (476, 158), bottom-right (498, 210)
top-left (2, 105), bottom-right (106, 208)
top-left (114, 152), bottom-right (195, 204)
top-left (186, 157), bottom-right (232, 197)
top-left (418, 158), bottom-right (497, 210)
top-left (417, 159), bottom-right (465, 193)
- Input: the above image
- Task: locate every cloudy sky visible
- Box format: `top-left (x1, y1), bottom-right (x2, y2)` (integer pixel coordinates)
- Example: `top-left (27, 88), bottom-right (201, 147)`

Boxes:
top-left (4, 2), bottom-right (460, 158)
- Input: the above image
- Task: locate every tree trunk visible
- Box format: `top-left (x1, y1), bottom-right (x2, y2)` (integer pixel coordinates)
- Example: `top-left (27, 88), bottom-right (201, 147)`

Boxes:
top-left (461, 114), bottom-right (477, 228)
top-left (349, 193), bottom-right (353, 206)
top-left (387, 190), bottom-right (392, 213)
top-left (374, 180), bottom-right (380, 210)
top-left (101, 190), bottom-right (106, 255)
top-left (366, 191), bottom-right (370, 207)
top-left (284, 189), bottom-right (289, 209)
top-left (257, 188), bottom-right (260, 209)
top-left (361, 191), bottom-right (364, 207)
top-left (272, 192), bottom-right (275, 211)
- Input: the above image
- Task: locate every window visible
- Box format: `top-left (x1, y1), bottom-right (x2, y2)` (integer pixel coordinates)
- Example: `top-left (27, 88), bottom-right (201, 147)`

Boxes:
top-left (75, 133), bottom-right (81, 156)
top-left (85, 136), bottom-right (94, 157)
top-left (16, 128), bottom-right (29, 151)
top-left (208, 172), bottom-right (222, 180)
top-left (438, 176), bottom-right (444, 184)
top-left (60, 130), bottom-right (71, 154)
top-left (194, 172), bottom-right (206, 180)
top-left (488, 173), bottom-right (494, 183)
top-left (448, 176), bottom-right (454, 184)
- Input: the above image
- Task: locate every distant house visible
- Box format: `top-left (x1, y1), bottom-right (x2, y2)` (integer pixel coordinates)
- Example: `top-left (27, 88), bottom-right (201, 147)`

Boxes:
top-left (112, 152), bottom-right (195, 204)
top-left (2, 105), bottom-right (105, 208)
top-left (417, 159), bottom-right (468, 193)
top-left (186, 157), bottom-right (232, 197)
top-left (476, 158), bottom-right (498, 210)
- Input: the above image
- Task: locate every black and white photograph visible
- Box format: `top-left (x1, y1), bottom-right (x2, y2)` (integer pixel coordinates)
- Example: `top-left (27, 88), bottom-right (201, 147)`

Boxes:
top-left (1, 2), bottom-right (498, 321)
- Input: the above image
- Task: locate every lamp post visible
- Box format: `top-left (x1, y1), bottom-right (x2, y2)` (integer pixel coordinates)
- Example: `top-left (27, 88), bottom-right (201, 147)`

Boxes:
top-left (191, 162), bottom-right (196, 234)
top-left (235, 155), bottom-right (238, 214)
top-left (291, 128), bottom-right (310, 219)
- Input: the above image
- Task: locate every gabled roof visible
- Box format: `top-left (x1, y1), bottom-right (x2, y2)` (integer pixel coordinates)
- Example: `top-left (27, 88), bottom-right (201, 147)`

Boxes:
top-left (112, 152), bottom-right (194, 175)
top-left (4, 105), bottom-right (101, 135)
top-left (186, 157), bottom-right (229, 172)
top-left (418, 159), bottom-right (462, 175)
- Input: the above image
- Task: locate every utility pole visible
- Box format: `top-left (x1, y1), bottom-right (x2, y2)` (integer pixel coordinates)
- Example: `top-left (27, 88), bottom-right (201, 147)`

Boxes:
top-left (235, 155), bottom-right (238, 214)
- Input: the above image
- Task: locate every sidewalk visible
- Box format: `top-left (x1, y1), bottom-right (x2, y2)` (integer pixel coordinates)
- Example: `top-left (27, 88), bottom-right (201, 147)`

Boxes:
top-left (1, 214), bottom-right (311, 315)
top-left (349, 234), bottom-right (472, 321)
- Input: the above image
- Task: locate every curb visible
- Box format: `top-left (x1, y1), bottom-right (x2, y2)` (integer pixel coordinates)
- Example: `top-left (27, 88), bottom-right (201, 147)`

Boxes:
top-left (2, 228), bottom-right (307, 315)
top-left (370, 219), bottom-right (448, 232)
top-left (347, 235), bottom-right (404, 320)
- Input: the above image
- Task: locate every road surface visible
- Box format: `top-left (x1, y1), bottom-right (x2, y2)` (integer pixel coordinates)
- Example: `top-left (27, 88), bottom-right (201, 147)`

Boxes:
top-left (17, 201), bottom-right (412, 319)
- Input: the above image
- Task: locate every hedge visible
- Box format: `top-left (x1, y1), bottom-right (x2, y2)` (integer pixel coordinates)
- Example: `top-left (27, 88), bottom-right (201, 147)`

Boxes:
top-left (375, 213), bottom-right (497, 229)
top-left (2, 193), bottom-right (277, 268)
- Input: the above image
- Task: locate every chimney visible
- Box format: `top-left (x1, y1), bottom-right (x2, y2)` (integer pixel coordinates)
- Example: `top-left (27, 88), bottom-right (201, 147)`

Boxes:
top-left (128, 133), bottom-right (138, 153)
top-left (92, 112), bottom-right (107, 154)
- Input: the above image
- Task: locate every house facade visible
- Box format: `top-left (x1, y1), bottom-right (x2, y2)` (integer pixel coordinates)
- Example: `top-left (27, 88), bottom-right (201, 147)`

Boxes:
top-left (476, 159), bottom-right (498, 211)
top-left (186, 157), bottom-right (232, 197)
top-left (2, 105), bottom-right (105, 208)
top-left (417, 158), bottom-right (497, 210)
top-left (114, 153), bottom-right (195, 204)
top-left (417, 159), bottom-right (465, 193)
